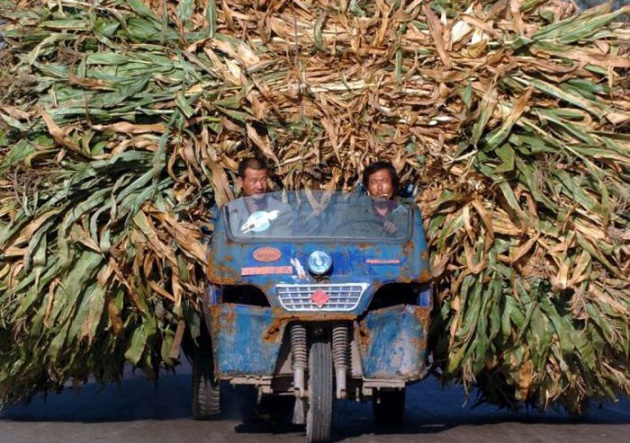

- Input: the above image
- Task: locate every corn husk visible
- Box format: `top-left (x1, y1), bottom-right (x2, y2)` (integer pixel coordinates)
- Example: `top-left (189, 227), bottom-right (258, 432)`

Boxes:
top-left (0, 0), bottom-right (629, 412)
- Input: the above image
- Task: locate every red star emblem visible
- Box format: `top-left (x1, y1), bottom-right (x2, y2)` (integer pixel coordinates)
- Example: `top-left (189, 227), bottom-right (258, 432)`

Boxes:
top-left (311, 289), bottom-right (330, 307)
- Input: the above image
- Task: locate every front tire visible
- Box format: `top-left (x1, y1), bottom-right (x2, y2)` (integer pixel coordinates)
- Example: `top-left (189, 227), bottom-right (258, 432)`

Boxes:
top-left (192, 344), bottom-right (221, 420)
top-left (306, 339), bottom-right (333, 443)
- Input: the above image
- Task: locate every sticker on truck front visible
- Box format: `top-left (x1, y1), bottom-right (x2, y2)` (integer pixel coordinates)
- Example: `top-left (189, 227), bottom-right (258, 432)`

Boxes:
top-left (253, 247), bottom-right (282, 262)
top-left (366, 259), bottom-right (401, 265)
top-left (290, 257), bottom-right (306, 278)
top-left (241, 265), bottom-right (293, 276)
top-left (240, 210), bottom-right (279, 233)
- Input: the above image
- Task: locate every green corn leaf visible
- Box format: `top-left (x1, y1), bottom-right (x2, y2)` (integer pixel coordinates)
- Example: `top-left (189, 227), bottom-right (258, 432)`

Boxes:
top-left (487, 276), bottom-right (503, 341)
top-left (48, 250), bottom-right (103, 326)
top-left (124, 325), bottom-right (147, 365)
top-left (57, 189), bottom-right (110, 265)
top-left (557, 8), bottom-right (630, 44)
top-left (206, 0), bottom-right (217, 37)
top-left (71, 283), bottom-right (107, 343)
top-left (494, 144), bottom-right (515, 174)
top-left (176, 0), bottom-right (194, 25)
top-left (25, 33), bottom-right (77, 65)
top-left (471, 87), bottom-right (497, 145)
top-left (552, 169), bottom-right (601, 216)
top-left (175, 91), bottom-right (195, 118)
top-left (127, 0), bottom-right (160, 21)
top-left (532, 5), bottom-right (629, 43)
top-left (314, 12), bottom-right (327, 51)
top-left (437, 213), bottom-right (465, 251)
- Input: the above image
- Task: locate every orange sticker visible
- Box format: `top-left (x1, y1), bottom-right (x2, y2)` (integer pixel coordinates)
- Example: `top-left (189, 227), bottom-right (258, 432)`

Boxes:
top-left (241, 266), bottom-right (293, 276)
top-left (253, 247), bottom-right (282, 262)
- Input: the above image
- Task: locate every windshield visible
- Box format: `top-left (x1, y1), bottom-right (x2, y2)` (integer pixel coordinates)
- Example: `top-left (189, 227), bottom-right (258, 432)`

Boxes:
top-left (224, 190), bottom-right (411, 241)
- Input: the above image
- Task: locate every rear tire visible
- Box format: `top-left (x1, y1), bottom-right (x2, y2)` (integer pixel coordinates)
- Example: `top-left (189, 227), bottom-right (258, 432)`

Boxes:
top-left (373, 389), bottom-right (405, 426)
top-left (192, 343), bottom-right (221, 420)
top-left (306, 339), bottom-right (333, 443)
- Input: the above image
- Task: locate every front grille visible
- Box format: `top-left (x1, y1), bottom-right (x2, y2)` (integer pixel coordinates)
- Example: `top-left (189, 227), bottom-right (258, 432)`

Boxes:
top-left (276, 283), bottom-right (369, 312)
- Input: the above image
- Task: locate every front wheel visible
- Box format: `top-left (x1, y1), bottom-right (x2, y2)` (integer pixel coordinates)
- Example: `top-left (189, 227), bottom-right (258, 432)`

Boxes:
top-left (373, 389), bottom-right (406, 426)
top-left (192, 344), bottom-right (221, 420)
top-left (306, 339), bottom-right (333, 443)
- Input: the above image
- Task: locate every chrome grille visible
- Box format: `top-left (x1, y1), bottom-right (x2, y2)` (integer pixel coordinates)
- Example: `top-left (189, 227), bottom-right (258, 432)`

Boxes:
top-left (276, 283), bottom-right (369, 312)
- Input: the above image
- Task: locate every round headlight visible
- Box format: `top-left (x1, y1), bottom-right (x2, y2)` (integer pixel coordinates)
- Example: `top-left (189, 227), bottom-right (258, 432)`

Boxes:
top-left (307, 250), bottom-right (332, 275)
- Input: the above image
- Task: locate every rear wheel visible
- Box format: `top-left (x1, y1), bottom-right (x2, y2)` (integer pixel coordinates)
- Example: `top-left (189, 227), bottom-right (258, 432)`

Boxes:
top-left (373, 389), bottom-right (406, 426)
top-left (192, 343), bottom-right (221, 420)
top-left (306, 339), bottom-right (333, 443)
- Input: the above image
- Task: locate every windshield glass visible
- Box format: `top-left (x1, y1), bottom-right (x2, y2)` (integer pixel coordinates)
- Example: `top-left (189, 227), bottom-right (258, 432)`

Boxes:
top-left (224, 190), bottom-right (411, 241)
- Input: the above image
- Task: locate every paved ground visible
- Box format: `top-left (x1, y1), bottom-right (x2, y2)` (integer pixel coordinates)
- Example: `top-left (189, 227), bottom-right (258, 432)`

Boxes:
top-left (1, 360), bottom-right (629, 443)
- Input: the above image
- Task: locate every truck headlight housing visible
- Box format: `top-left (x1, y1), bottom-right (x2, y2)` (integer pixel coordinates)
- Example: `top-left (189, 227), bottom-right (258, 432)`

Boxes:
top-left (307, 250), bottom-right (332, 275)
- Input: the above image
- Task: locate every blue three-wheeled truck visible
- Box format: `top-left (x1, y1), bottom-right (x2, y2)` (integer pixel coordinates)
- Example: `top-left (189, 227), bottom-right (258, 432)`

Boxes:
top-left (194, 190), bottom-right (431, 442)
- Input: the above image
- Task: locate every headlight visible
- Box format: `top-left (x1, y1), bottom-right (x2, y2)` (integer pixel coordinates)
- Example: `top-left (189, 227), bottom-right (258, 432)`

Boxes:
top-left (307, 250), bottom-right (332, 275)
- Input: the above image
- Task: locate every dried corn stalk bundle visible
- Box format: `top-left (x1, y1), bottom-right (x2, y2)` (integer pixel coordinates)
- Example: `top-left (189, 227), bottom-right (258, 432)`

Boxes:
top-left (0, 0), bottom-right (628, 411)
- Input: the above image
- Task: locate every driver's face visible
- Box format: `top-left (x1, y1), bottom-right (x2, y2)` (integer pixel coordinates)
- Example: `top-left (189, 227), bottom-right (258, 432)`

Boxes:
top-left (367, 169), bottom-right (394, 200)
top-left (238, 168), bottom-right (269, 199)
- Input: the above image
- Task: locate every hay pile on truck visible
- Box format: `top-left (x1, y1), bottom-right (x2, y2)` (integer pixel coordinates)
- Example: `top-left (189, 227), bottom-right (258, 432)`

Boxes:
top-left (0, 0), bottom-right (628, 413)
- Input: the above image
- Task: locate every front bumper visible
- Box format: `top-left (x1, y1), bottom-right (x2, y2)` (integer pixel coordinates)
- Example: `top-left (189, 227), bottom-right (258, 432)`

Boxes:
top-left (206, 303), bottom-right (430, 382)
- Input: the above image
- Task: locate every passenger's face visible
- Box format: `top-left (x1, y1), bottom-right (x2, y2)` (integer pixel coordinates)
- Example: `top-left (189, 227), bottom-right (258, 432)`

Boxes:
top-left (238, 168), bottom-right (269, 199)
top-left (367, 169), bottom-right (395, 200)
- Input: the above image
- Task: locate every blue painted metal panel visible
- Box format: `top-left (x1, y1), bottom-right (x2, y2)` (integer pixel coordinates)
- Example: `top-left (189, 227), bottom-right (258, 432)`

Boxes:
top-left (207, 206), bottom-right (431, 315)
top-left (417, 284), bottom-right (432, 308)
top-left (359, 305), bottom-right (429, 380)
top-left (208, 304), bottom-right (286, 376)
top-left (204, 191), bottom-right (433, 381)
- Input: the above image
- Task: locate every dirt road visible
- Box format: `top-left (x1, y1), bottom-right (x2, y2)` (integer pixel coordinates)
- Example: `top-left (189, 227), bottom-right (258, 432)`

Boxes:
top-left (1, 360), bottom-right (629, 443)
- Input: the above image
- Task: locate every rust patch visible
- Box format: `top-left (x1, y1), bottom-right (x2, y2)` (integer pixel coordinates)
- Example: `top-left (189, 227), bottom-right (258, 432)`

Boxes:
top-left (211, 276), bottom-right (241, 285)
top-left (208, 251), bottom-right (242, 285)
top-left (413, 306), bottom-right (431, 329)
top-left (419, 269), bottom-right (431, 282)
top-left (409, 335), bottom-right (427, 349)
top-left (402, 239), bottom-right (415, 256)
top-left (209, 270), bottom-right (241, 284)
top-left (300, 313), bottom-right (356, 322)
top-left (420, 250), bottom-right (429, 261)
top-left (357, 322), bottom-right (371, 349)
top-left (272, 311), bottom-right (357, 323)
top-left (224, 305), bottom-right (236, 325)
top-left (262, 310), bottom-right (359, 342)
top-left (209, 304), bottom-right (236, 335)
top-left (208, 305), bottom-right (224, 338)
top-left (262, 315), bottom-right (288, 342)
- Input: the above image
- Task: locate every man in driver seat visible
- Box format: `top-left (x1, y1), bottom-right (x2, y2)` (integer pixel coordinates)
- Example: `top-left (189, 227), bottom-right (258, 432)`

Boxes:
top-left (363, 161), bottom-right (406, 234)
top-left (227, 157), bottom-right (292, 237)
top-left (335, 160), bottom-right (407, 237)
